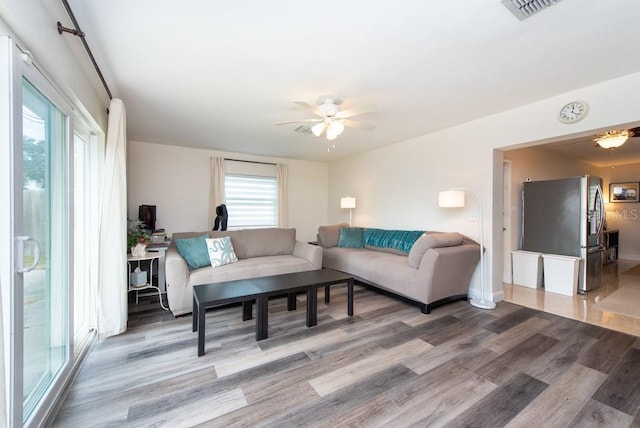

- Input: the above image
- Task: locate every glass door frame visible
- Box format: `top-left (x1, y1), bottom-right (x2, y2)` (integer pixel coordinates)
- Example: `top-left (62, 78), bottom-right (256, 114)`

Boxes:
top-left (72, 125), bottom-right (98, 356)
top-left (7, 39), bottom-right (75, 428)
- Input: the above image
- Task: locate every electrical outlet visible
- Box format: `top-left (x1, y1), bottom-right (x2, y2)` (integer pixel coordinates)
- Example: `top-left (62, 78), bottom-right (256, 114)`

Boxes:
top-left (470, 212), bottom-right (480, 222)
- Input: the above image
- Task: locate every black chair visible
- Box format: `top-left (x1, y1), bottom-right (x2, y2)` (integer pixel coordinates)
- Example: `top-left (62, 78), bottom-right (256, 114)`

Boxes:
top-left (213, 204), bottom-right (228, 231)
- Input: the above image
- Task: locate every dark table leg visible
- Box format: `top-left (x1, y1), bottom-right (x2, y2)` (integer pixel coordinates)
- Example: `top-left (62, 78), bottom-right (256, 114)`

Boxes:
top-left (242, 300), bottom-right (253, 321)
top-left (347, 278), bottom-right (354, 317)
top-left (287, 293), bottom-right (297, 311)
top-left (197, 305), bottom-right (206, 356)
top-left (192, 296), bottom-right (197, 332)
top-left (307, 285), bottom-right (318, 327)
top-left (325, 285), bottom-right (330, 303)
top-left (256, 295), bottom-right (269, 341)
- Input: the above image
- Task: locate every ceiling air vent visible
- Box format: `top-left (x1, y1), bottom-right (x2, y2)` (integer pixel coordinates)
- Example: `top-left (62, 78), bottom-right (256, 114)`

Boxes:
top-left (502, 0), bottom-right (562, 20)
top-left (294, 125), bottom-right (312, 134)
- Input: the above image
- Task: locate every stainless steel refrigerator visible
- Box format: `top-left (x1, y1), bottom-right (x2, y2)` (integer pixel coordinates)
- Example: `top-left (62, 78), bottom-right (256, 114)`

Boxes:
top-left (522, 175), bottom-right (605, 293)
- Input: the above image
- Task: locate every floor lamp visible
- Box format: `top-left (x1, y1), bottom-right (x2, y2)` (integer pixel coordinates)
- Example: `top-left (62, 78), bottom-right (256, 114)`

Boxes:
top-left (341, 196), bottom-right (356, 226)
top-left (438, 188), bottom-right (496, 310)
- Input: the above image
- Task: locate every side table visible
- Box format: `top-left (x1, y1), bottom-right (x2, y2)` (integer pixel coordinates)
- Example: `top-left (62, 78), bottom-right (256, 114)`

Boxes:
top-left (127, 252), bottom-right (169, 310)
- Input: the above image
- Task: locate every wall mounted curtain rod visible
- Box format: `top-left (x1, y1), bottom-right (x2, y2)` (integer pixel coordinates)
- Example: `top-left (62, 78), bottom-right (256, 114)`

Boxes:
top-left (224, 158), bottom-right (277, 166)
top-left (57, 0), bottom-right (112, 100)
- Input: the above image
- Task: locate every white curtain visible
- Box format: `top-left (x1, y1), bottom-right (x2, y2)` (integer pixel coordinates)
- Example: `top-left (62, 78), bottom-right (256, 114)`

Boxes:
top-left (209, 157), bottom-right (226, 230)
top-left (277, 163), bottom-right (288, 227)
top-left (97, 98), bottom-right (128, 338)
top-left (0, 278), bottom-right (6, 427)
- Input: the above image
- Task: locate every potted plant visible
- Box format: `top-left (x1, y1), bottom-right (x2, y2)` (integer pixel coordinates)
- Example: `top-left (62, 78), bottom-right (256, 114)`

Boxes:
top-left (127, 218), bottom-right (150, 255)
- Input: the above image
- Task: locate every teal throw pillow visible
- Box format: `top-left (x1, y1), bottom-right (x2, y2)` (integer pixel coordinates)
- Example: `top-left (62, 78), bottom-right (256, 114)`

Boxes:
top-left (338, 227), bottom-right (364, 248)
top-left (174, 234), bottom-right (211, 270)
top-left (363, 228), bottom-right (425, 254)
top-left (206, 237), bottom-right (238, 267)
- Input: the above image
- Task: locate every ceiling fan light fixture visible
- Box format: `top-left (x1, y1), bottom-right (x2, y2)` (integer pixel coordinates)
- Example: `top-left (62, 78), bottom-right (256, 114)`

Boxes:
top-left (330, 120), bottom-right (345, 136)
top-left (311, 122), bottom-right (325, 137)
top-left (595, 130), bottom-right (630, 149)
top-left (326, 127), bottom-right (338, 140)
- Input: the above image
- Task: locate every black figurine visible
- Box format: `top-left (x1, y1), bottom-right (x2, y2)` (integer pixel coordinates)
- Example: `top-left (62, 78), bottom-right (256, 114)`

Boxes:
top-left (213, 204), bottom-right (228, 231)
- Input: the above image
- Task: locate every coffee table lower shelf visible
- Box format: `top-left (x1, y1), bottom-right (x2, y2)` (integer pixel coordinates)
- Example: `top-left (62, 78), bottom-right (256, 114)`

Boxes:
top-left (192, 269), bottom-right (354, 356)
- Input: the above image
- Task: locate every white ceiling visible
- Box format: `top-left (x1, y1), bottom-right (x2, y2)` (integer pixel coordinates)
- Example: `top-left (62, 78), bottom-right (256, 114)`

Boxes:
top-left (66, 0), bottom-right (640, 162)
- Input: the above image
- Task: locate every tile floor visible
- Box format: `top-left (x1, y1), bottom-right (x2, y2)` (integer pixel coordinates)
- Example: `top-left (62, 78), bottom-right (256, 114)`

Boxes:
top-left (503, 259), bottom-right (640, 337)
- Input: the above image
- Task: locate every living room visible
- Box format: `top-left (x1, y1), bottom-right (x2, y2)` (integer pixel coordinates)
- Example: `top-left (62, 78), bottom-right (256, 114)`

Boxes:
top-left (2, 1), bottom-right (640, 427)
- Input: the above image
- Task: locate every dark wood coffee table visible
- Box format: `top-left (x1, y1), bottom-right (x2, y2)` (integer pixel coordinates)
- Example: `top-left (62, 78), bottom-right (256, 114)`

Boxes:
top-left (192, 269), bottom-right (354, 356)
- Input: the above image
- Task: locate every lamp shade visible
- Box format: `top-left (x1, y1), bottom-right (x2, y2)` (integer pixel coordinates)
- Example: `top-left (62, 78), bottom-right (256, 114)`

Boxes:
top-left (340, 196), bottom-right (356, 209)
top-left (438, 190), bottom-right (465, 208)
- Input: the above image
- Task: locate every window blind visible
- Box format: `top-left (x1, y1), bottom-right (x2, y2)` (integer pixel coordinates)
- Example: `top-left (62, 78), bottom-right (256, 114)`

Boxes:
top-left (224, 174), bottom-right (277, 229)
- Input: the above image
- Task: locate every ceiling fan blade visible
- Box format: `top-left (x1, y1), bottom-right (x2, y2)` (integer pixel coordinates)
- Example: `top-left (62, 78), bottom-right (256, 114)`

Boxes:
top-left (336, 103), bottom-right (379, 119)
top-left (342, 119), bottom-right (376, 131)
top-left (273, 118), bottom-right (323, 125)
top-left (293, 101), bottom-right (323, 116)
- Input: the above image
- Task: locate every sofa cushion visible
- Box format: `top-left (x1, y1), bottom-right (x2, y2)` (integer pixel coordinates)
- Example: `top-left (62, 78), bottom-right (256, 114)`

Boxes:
top-left (174, 234), bottom-right (211, 270)
top-left (317, 223), bottom-right (349, 248)
top-left (338, 226), bottom-right (364, 248)
top-left (188, 255), bottom-right (316, 286)
top-left (221, 228), bottom-right (295, 259)
top-left (363, 228), bottom-right (424, 254)
top-left (206, 237), bottom-right (238, 267)
top-left (407, 232), bottom-right (464, 268)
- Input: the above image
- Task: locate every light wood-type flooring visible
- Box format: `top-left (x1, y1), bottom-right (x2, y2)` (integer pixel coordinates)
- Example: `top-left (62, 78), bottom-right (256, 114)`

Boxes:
top-left (53, 278), bottom-right (640, 427)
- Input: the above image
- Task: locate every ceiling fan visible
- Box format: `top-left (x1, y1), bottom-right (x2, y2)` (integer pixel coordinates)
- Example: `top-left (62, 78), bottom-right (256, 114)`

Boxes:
top-left (594, 126), bottom-right (640, 149)
top-left (273, 96), bottom-right (378, 142)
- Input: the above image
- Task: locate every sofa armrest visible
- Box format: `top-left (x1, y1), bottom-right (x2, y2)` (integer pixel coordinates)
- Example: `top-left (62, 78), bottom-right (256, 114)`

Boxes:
top-left (418, 243), bottom-right (480, 302)
top-left (293, 241), bottom-right (323, 269)
top-left (165, 247), bottom-right (191, 312)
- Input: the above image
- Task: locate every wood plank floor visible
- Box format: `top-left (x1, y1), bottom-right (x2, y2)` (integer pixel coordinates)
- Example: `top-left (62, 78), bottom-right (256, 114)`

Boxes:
top-left (53, 285), bottom-right (640, 427)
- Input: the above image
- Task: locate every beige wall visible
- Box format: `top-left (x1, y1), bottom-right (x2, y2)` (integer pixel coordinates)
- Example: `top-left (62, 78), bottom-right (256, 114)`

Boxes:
top-left (328, 72), bottom-right (640, 303)
top-left (600, 163), bottom-right (640, 261)
top-left (127, 141), bottom-right (328, 243)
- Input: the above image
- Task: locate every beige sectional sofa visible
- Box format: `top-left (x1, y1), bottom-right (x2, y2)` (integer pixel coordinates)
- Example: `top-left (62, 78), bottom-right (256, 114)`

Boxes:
top-left (165, 228), bottom-right (322, 316)
top-left (317, 224), bottom-right (481, 313)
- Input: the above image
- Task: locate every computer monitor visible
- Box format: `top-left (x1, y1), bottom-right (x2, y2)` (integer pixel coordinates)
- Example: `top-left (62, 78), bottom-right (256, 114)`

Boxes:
top-left (138, 205), bottom-right (156, 232)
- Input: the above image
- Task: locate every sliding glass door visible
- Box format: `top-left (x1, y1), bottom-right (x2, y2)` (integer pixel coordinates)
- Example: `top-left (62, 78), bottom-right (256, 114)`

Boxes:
top-left (2, 41), bottom-right (75, 426)
top-left (1, 33), bottom-right (101, 428)
top-left (20, 78), bottom-right (71, 423)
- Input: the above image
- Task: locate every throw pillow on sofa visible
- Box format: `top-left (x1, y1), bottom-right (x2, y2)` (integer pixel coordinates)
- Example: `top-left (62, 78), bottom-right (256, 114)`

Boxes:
top-left (363, 228), bottom-right (424, 254)
top-left (206, 237), bottom-right (238, 267)
top-left (317, 222), bottom-right (349, 247)
top-left (174, 234), bottom-right (211, 270)
top-left (338, 226), bottom-right (364, 248)
top-left (408, 232), bottom-right (464, 268)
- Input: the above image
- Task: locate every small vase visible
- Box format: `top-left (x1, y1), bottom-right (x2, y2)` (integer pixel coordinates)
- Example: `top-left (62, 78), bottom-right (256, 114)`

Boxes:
top-left (132, 243), bottom-right (147, 257)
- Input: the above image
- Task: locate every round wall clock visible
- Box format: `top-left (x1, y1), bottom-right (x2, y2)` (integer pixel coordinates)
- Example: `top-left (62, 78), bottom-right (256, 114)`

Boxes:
top-left (558, 101), bottom-right (588, 124)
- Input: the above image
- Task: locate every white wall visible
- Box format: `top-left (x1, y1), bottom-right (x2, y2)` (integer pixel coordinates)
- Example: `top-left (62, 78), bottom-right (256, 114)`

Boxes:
top-left (127, 141), bottom-right (328, 243)
top-left (328, 72), bottom-right (640, 303)
top-left (599, 163), bottom-right (640, 261)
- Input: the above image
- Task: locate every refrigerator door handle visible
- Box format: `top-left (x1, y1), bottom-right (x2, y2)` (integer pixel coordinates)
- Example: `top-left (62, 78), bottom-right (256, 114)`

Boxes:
top-left (595, 184), bottom-right (605, 236)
